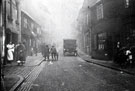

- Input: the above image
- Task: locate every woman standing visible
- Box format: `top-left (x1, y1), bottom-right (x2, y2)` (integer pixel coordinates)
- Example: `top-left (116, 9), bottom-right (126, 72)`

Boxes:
top-left (6, 42), bottom-right (15, 64)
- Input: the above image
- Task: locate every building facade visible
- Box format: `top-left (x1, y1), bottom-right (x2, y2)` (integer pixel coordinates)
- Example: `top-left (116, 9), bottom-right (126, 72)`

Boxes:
top-left (0, 0), bottom-right (21, 64)
top-left (77, 0), bottom-right (135, 60)
top-left (90, 0), bottom-right (135, 60)
top-left (5, 0), bottom-right (20, 44)
top-left (21, 10), bottom-right (42, 56)
top-left (0, 0), bottom-right (3, 62)
top-left (77, 0), bottom-right (96, 55)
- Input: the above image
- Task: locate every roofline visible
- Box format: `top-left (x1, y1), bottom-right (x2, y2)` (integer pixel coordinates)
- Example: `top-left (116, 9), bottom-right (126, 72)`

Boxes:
top-left (21, 9), bottom-right (40, 26)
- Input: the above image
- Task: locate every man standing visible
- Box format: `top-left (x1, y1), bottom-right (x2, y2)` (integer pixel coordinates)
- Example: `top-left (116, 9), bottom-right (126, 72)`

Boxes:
top-left (50, 46), bottom-right (58, 61)
top-left (44, 45), bottom-right (50, 61)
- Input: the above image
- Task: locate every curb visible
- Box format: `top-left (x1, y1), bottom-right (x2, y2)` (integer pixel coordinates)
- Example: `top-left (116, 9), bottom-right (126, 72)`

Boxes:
top-left (24, 58), bottom-right (45, 79)
top-left (25, 57), bottom-right (44, 67)
top-left (85, 59), bottom-right (135, 76)
top-left (78, 54), bottom-right (135, 76)
top-left (9, 75), bottom-right (24, 91)
top-left (9, 57), bottom-right (44, 91)
top-left (37, 58), bottom-right (45, 66)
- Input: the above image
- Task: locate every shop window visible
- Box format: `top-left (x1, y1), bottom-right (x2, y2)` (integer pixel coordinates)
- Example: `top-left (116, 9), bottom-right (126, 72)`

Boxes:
top-left (94, 34), bottom-right (97, 50)
top-left (12, 4), bottom-right (17, 22)
top-left (97, 32), bottom-right (106, 50)
top-left (31, 23), bottom-right (34, 29)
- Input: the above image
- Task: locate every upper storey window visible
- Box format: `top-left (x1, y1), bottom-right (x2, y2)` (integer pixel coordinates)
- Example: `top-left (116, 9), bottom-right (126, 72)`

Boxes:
top-left (96, 4), bottom-right (104, 20)
top-left (31, 23), bottom-right (34, 29)
top-left (24, 18), bottom-right (27, 28)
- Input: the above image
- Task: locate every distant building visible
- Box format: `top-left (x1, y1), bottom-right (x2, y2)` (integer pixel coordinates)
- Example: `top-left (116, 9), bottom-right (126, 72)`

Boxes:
top-left (21, 10), bottom-right (42, 56)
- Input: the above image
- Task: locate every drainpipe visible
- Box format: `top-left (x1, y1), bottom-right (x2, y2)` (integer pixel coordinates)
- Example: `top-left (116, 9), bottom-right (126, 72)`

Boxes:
top-left (16, 0), bottom-right (21, 42)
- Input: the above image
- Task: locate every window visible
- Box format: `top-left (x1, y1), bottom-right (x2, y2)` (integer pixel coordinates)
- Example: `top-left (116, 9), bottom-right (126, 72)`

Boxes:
top-left (97, 32), bottom-right (106, 50)
top-left (12, 4), bottom-right (17, 21)
top-left (31, 23), bottom-right (33, 29)
top-left (96, 4), bottom-right (103, 20)
top-left (24, 18), bottom-right (27, 28)
top-left (37, 28), bottom-right (41, 34)
top-left (86, 14), bottom-right (89, 25)
top-left (94, 35), bottom-right (97, 50)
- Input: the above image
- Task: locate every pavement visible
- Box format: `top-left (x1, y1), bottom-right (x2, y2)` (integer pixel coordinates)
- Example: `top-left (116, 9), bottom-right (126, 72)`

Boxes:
top-left (2, 53), bottom-right (44, 91)
top-left (78, 50), bottom-right (135, 76)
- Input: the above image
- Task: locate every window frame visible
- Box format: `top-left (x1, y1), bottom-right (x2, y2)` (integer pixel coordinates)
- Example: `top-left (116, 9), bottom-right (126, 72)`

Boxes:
top-left (97, 32), bottom-right (106, 50)
top-left (96, 3), bottom-right (104, 20)
top-left (24, 18), bottom-right (27, 28)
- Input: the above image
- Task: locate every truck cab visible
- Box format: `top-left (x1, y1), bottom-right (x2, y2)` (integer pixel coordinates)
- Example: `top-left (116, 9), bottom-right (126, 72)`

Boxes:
top-left (63, 39), bottom-right (77, 56)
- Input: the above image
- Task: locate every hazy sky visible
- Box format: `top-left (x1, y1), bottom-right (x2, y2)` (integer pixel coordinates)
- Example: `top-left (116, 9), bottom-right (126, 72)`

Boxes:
top-left (21, 0), bottom-right (84, 28)
top-left (21, 0), bottom-right (84, 41)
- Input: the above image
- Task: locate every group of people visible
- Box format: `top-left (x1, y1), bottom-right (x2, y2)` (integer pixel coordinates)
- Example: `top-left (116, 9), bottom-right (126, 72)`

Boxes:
top-left (6, 42), bottom-right (26, 65)
top-left (41, 44), bottom-right (58, 61)
top-left (115, 45), bottom-right (135, 68)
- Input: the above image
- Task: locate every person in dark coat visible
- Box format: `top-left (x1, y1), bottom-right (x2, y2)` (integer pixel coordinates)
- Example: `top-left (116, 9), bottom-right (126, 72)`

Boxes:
top-left (16, 42), bottom-right (26, 65)
top-left (44, 45), bottom-right (50, 61)
top-left (118, 47), bottom-right (127, 68)
top-left (50, 46), bottom-right (58, 61)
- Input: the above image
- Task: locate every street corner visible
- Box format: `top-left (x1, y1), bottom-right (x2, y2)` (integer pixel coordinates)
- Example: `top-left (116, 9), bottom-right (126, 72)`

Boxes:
top-left (4, 74), bottom-right (24, 91)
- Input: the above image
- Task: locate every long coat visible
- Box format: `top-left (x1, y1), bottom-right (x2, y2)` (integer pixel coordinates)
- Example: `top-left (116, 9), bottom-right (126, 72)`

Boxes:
top-left (17, 44), bottom-right (26, 61)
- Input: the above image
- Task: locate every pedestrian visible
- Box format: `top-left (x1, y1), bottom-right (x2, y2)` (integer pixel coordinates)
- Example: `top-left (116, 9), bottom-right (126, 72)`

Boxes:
top-left (16, 42), bottom-right (26, 65)
top-left (6, 42), bottom-right (15, 64)
top-left (130, 46), bottom-right (135, 68)
top-left (43, 45), bottom-right (50, 61)
top-left (50, 46), bottom-right (58, 61)
top-left (118, 47), bottom-right (127, 68)
top-left (41, 43), bottom-right (45, 56)
top-left (114, 42), bottom-right (121, 63)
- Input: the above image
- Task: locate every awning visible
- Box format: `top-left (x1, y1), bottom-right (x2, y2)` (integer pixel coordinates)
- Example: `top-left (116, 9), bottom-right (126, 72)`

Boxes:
top-left (6, 23), bottom-right (19, 34)
top-left (21, 29), bottom-right (32, 36)
top-left (21, 29), bottom-right (37, 38)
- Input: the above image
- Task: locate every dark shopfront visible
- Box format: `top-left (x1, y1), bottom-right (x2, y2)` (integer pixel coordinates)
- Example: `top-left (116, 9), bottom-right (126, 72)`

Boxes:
top-left (5, 28), bottom-right (18, 44)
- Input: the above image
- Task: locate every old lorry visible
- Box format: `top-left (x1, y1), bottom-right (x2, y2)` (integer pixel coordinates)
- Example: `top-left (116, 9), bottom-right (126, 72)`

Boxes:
top-left (63, 39), bottom-right (77, 56)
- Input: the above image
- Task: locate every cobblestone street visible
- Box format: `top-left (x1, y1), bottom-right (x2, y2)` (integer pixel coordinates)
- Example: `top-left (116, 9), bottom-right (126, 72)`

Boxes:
top-left (3, 53), bottom-right (44, 91)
